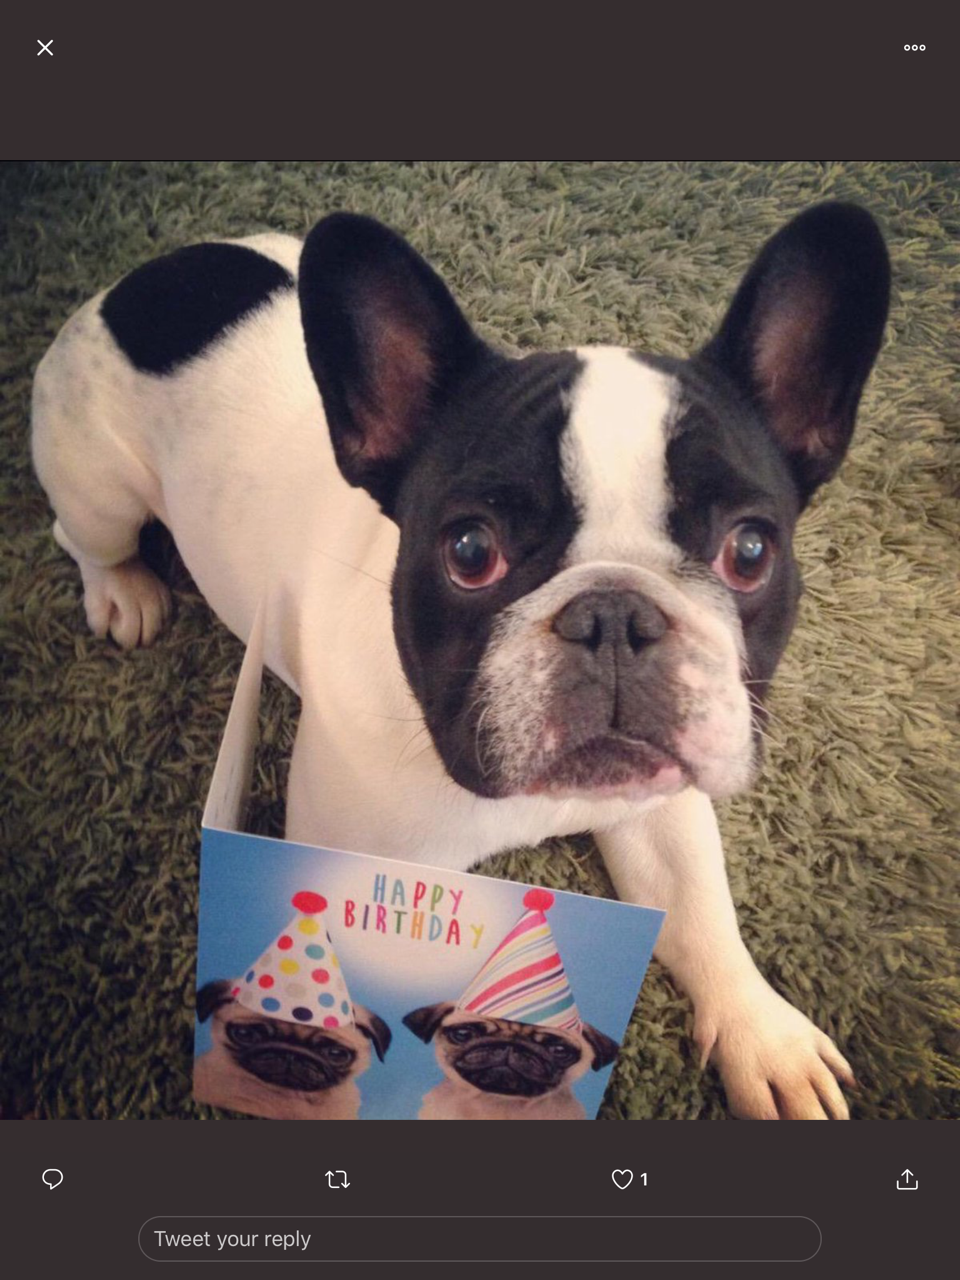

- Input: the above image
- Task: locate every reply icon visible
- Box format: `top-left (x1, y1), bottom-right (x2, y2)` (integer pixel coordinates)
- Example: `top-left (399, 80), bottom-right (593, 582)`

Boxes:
top-left (42, 1169), bottom-right (63, 1190)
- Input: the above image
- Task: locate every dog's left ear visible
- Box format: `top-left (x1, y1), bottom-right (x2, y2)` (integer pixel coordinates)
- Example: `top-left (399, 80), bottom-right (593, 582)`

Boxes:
top-left (298, 213), bottom-right (488, 513)
top-left (354, 1005), bottom-right (393, 1063)
top-left (402, 1002), bottom-right (456, 1043)
top-left (196, 980), bottom-right (234, 1023)
top-left (701, 202), bottom-right (890, 506)
top-left (582, 1023), bottom-right (620, 1071)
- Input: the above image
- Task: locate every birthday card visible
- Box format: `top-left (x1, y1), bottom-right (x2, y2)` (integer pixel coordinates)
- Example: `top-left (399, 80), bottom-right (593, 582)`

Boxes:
top-left (194, 601), bottom-right (664, 1120)
top-left (194, 834), bottom-right (664, 1120)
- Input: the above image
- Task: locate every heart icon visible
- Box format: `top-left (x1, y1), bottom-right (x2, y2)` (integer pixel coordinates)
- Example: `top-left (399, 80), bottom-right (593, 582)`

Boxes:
top-left (611, 1169), bottom-right (633, 1190)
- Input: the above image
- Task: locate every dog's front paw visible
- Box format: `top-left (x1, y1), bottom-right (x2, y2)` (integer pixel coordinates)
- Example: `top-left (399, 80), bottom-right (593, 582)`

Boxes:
top-left (696, 980), bottom-right (855, 1120)
top-left (81, 557), bottom-right (172, 648)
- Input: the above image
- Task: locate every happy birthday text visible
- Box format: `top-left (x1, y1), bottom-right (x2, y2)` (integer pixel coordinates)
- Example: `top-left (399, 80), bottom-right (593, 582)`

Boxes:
top-left (343, 874), bottom-right (485, 948)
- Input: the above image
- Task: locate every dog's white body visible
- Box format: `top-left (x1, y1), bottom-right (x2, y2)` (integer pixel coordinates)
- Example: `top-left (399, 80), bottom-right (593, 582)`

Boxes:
top-left (32, 231), bottom-right (856, 1120)
top-left (32, 234), bottom-right (693, 860)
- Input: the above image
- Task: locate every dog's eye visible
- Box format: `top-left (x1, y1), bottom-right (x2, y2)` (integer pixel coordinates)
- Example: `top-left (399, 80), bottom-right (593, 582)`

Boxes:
top-left (445, 1026), bottom-right (477, 1044)
top-left (324, 1045), bottom-right (353, 1065)
top-left (443, 523), bottom-right (508, 590)
top-left (546, 1040), bottom-right (579, 1064)
top-left (712, 522), bottom-right (776, 593)
top-left (227, 1023), bottom-right (270, 1046)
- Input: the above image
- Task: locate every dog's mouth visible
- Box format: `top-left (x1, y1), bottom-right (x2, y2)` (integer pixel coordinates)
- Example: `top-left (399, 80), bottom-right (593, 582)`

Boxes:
top-left (236, 1047), bottom-right (344, 1092)
top-left (523, 734), bottom-right (687, 800)
top-left (453, 1043), bottom-right (565, 1097)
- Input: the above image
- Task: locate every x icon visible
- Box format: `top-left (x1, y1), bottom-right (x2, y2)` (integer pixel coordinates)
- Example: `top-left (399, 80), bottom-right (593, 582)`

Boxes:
top-left (37, 39), bottom-right (53, 56)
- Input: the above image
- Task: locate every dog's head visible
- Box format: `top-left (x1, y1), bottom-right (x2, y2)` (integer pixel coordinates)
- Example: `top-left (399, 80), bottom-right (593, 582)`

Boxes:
top-left (299, 204), bottom-right (889, 800)
top-left (402, 1003), bottom-right (618, 1098)
top-left (197, 980), bottom-right (391, 1092)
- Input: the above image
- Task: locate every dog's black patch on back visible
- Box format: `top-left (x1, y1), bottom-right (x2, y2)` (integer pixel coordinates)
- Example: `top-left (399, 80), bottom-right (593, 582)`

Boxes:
top-left (100, 243), bottom-right (294, 375)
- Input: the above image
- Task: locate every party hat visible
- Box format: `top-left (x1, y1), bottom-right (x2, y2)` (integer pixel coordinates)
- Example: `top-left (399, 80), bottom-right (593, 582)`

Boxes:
top-left (456, 888), bottom-right (580, 1032)
top-left (231, 890), bottom-right (355, 1029)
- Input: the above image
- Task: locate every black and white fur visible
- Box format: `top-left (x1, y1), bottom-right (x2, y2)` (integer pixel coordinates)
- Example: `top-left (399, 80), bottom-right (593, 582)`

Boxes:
top-left (31, 204), bottom-right (890, 1119)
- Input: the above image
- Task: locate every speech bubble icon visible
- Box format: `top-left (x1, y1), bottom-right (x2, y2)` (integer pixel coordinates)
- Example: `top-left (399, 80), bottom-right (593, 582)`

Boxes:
top-left (42, 1169), bottom-right (63, 1190)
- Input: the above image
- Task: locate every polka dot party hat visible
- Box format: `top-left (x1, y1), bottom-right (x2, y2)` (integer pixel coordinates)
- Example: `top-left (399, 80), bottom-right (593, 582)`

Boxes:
top-left (231, 890), bottom-right (356, 1030)
top-left (456, 889), bottom-right (580, 1033)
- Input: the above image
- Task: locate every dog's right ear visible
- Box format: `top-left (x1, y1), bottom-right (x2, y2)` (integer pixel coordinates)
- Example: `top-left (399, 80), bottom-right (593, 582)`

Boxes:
top-left (195, 980), bottom-right (234, 1024)
top-left (700, 202), bottom-right (889, 505)
top-left (582, 1023), bottom-right (620, 1071)
top-left (355, 1006), bottom-right (393, 1063)
top-left (298, 213), bottom-right (487, 514)
top-left (402, 1002), bottom-right (456, 1043)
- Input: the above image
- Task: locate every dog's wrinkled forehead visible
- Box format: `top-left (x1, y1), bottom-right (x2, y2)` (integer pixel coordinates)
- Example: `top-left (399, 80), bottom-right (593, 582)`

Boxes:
top-left (560, 348), bottom-right (680, 567)
top-left (403, 347), bottom-right (582, 502)
top-left (399, 344), bottom-right (682, 574)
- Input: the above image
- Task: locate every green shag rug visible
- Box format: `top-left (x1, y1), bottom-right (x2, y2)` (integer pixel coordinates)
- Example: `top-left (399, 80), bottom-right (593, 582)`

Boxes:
top-left (1, 161), bottom-right (957, 1120)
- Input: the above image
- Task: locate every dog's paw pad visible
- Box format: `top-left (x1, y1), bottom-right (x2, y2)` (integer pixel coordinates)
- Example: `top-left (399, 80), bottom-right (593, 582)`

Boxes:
top-left (82, 558), bottom-right (172, 648)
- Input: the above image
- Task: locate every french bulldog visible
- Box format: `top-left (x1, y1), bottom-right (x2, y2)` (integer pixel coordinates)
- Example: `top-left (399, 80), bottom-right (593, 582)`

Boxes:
top-left (194, 979), bottom-right (391, 1119)
top-left (403, 1003), bottom-right (619, 1120)
top-left (31, 201), bottom-right (890, 1119)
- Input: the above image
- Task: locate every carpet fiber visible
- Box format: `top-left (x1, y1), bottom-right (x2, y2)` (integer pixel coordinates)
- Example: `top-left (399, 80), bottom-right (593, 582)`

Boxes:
top-left (1, 161), bottom-right (957, 1119)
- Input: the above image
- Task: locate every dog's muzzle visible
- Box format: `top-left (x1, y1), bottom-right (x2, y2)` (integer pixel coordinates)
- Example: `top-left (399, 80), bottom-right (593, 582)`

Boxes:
top-left (454, 1041), bottom-right (566, 1097)
top-left (237, 1047), bottom-right (342, 1092)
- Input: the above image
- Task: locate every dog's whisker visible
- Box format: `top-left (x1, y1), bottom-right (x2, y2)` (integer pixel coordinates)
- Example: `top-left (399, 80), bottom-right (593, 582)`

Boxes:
top-left (404, 739), bottom-right (441, 771)
top-left (394, 723), bottom-right (431, 771)
top-left (420, 666), bottom-right (483, 675)
top-left (360, 712), bottom-right (425, 722)
top-left (474, 704), bottom-right (493, 777)
top-left (748, 695), bottom-right (784, 731)
top-left (312, 547), bottom-right (390, 587)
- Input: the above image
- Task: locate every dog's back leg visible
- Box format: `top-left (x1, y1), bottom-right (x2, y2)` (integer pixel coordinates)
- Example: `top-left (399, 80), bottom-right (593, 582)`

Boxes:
top-left (49, 518), bottom-right (171, 648)
top-left (31, 301), bottom-right (172, 649)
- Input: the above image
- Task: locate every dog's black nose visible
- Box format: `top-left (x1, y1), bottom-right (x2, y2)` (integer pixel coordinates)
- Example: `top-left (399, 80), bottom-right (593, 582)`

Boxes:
top-left (553, 590), bottom-right (667, 654)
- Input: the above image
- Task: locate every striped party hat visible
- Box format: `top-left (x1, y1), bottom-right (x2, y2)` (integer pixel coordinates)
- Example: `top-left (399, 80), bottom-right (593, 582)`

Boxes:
top-left (456, 888), bottom-right (580, 1033)
top-left (230, 890), bottom-right (356, 1030)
